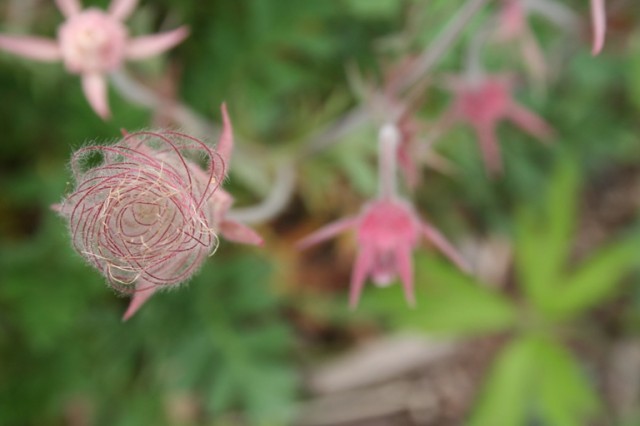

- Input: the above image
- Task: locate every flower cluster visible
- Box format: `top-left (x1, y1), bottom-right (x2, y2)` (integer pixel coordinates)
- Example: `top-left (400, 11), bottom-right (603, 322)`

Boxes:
top-left (54, 106), bottom-right (262, 319)
top-left (0, 0), bottom-right (188, 118)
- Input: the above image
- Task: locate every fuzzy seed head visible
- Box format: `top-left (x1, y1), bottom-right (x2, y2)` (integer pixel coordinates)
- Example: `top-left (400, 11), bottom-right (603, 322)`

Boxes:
top-left (59, 131), bottom-right (225, 294)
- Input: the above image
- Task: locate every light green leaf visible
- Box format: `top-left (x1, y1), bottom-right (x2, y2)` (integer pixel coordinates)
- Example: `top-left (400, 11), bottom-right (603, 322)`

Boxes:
top-left (362, 254), bottom-right (517, 336)
top-left (535, 337), bottom-right (601, 426)
top-left (515, 160), bottom-right (580, 313)
top-left (550, 238), bottom-right (638, 319)
top-left (414, 255), bottom-right (517, 335)
top-left (469, 336), bottom-right (537, 426)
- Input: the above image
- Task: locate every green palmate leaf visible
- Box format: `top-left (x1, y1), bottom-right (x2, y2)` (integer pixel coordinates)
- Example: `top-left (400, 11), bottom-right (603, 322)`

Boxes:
top-left (414, 255), bottom-right (517, 335)
top-left (515, 160), bottom-right (580, 313)
top-left (362, 254), bottom-right (517, 336)
top-left (469, 336), bottom-right (537, 426)
top-left (470, 335), bottom-right (601, 426)
top-left (535, 337), bottom-right (600, 426)
top-left (549, 237), bottom-right (639, 320)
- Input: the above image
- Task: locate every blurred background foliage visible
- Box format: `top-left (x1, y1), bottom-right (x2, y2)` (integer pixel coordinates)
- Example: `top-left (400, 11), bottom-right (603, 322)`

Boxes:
top-left (1, 0), bottom-right (640, 425)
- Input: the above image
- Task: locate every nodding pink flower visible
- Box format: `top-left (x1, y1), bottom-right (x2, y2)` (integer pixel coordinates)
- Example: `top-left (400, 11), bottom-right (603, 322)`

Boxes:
top-left (0, 0), bottom-right (188, 119)
top-left (53, 105), bottom-right (262, 320)
top-left (445, 75), bottom-right (553, 175)
top-left (298, 197), bottom-right (470, 308)
top-left (297, 125), bottom-right (470, 308)
top-left (591, 0), bottom-right (606, 55)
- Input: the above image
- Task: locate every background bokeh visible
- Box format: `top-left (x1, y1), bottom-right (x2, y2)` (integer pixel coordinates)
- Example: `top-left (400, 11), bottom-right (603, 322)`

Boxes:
top-left (2, 0), bottom-right (640, 425)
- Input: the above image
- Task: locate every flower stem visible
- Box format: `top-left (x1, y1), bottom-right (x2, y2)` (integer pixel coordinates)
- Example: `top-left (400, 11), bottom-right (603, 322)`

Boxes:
top-left (378, 123), bottom-right (401, 199)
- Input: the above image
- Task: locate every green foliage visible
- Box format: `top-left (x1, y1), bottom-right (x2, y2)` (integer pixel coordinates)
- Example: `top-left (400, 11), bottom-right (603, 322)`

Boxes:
top-left (0, 218), bottom-right (297, 425)
top-left (471, 335), bottom-right (599, 426)
top-left (361, 254), bottom-right (517, 336)
top-left (470, 336), bottom-right (537, 426)
top-left (515, 160), bottom-right (639, 320)
top-left (1, 1), bottom-right (640, 425)
top-left (363, 160), bottom-right (637, 425)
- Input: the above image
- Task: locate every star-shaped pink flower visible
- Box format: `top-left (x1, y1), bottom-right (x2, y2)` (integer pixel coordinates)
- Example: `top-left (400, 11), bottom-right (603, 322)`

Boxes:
top-left (445, 75), bottom-right (553, 175)
top-left (0, 0), bottom-right (188, 119)
top-left (298, 197), bottom-right (470, 308)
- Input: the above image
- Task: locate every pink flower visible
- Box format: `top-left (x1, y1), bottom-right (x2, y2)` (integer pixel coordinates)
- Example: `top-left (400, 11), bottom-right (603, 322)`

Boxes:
top-left (591, 0), bottom-right (606, 55)
top-left (54, 105), bottom-right (262, 320)
top-left (445, 75), bottom-right (553, 175)
top-left (298, 197), bottom-right (470, 308)
top-left (0, 0), bottom-right (188, 118)
top-left (298, 125), bottom-right (469, 308)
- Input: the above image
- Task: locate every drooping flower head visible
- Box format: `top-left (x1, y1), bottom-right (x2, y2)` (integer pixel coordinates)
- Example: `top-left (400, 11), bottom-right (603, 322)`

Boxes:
top-left (0, 0), bottom-right (188, 118)
top-left (298, 125), bottom-right (470, 307)
top-left (54, 105), bottom-right (263, 319)
top-left (445, 74), bottom-right (553, 175)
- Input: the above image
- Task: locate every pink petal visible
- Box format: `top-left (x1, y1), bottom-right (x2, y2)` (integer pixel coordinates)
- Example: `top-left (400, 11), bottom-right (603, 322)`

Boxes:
top-left (421, 222), bottom-right (471, 273)
top-left (125, 27), bottom-right (189, 60)
top-left (109, 0), bottom-right (139, 21)
top-left (81, 73), bottom-right (111, 120)
top-left (395, 245), bottom-right (416, 307)
top-left (54, 0), bottom-right (81, 17)
top-left (220, 219), bottom-right (263, 246)
top-left (591, 0), bottom-right (606, 55)
top-left (475, 124), bottom-right (502, 176)
top-left (122, 282), bottom-right (157, 321)
top-left (507, 103), bottom-right (554, 141)
top-left (349, 246), bottom-right (374, 309)
top-left (217, 103), bottom-right (234, 165)
top-left (51, 202), bottom-right (73, 216)
top-left (0, 36), bottom-right (61, 61)
top-left (296, 217), bottom-right (357, 250)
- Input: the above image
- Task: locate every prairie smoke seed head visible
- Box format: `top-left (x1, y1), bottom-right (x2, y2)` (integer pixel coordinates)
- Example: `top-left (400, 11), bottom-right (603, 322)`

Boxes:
top-left (58, 130), bottom-right (224, 293)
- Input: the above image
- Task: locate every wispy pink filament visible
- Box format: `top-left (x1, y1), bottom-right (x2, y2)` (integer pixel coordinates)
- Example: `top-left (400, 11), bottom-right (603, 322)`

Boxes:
top-left (61, 130), bottom-right (224, 294)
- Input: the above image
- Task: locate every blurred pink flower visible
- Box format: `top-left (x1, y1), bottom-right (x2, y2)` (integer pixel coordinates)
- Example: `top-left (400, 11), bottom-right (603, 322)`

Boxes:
top-left (0, 0), bottom-right (188, 118)
top-left (445, 75), bottom-right (553, 175)
top-left (54, 106), bottom-right (262, 320)
top-left (298, 125), bottom-right (469, 308)
top-left (298, 198), bottom-right (470, 308)
top-left (591, 0), bottom-right (606, 55)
